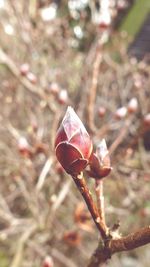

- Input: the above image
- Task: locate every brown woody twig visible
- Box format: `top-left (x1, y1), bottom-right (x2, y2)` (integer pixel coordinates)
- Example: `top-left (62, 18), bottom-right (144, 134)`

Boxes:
top-left (88, 225), bottom-right (150, 267)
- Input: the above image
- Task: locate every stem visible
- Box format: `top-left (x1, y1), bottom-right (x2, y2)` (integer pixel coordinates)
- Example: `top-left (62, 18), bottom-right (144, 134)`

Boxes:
top-left (95, 180), bottom-right (106, 227)
top-left (88, 225), bottom-right (150, 267)
top-left (72, 173), bottom-right (108, 240)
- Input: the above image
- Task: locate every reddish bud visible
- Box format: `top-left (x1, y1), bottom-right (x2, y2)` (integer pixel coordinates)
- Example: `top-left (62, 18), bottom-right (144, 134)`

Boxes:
top-left (88, 139), bottom-right (111, 179)
top-left (55, 107), bottom-right (93, 175)
top-left (128, 98), bottom-right (138, 113)
top-left (117, 0), bottom-right (128, 11)
top-left (115, 106), bottom-right (127, 120)
top-left (20, 63), bottom-right (29, 76)
top-left (27, 72), bottom-right (37, 84)
top-left (98, 107), bottom-right (106, 118)
top-left (58, 89), bottom-right (68, 105)
top-left (143, 113), bottom-right (150, 127)
top-left (98, 11), bottom-right (111, 30)
top-left (42, 256), bottom-right (54, 267)
top-left (48, 82), bottom-right (60, 95)
top-left (18, 137), bottom-right (32, 158)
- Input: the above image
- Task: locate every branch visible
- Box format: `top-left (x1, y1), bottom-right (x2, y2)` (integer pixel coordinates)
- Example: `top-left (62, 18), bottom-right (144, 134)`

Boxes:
top-left (87, 41), bottom-right (102, 131)
top-left (95, 180), bottom-right (106, 226)
top-left (88, 225), bottom-right (150, 267)
top-left (72, 174), bottom-right (108, 240)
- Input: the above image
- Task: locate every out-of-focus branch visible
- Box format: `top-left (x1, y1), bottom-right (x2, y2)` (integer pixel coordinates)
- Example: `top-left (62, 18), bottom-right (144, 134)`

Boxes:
top-left (36, 158), bottom-right (53, 192)
top-left (109, 119), bottom-right (133, 155)
top-left (10, 224), bottom-right (37, 267)
top-left (87, 40), bottom-right (103, 131)
top-left (95, 180), bottom-right (106, 227)
top-left (88, 225), bottom-right (150, 267)
top-left (0, 48), bottom-right (55, 112)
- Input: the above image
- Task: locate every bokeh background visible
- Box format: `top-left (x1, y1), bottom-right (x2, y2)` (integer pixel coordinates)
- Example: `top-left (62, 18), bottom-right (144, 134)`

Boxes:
top-left (0, 1), bottom-right (150, 266)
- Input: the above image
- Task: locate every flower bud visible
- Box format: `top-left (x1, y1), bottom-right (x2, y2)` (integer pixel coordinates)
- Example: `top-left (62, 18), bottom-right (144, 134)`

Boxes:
top-left (42, 256), bottom-right (54, 267)
top-left (88, 139), bottom-right (111, 179)
top-left (48, 82), bottom-right (60, 95)
top-left (55, 107), bottom-right (93, 175)
top-left (27, 72), bottom-right (37, 84)
top-left (18, 137), bottom-right (32, 158)
top-left (115, 106), bottom-right (127, 120)
top-left (20, 63), bottom-right (30, 76)
top-left (98, 107), bottom-right (106, 118)
top-left (128, 98), bottom-right (138, 113)
top-left (58, 89), bottom-right (68, 105)
top-left (143, 113), bottom-right (150, 127)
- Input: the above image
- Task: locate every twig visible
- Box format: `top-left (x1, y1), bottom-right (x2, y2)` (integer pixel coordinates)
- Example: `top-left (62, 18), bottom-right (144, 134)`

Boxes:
top-left (0, 48), bottom-right (55, 112)
top-left (95, 180), bottom-right (106, 227)
top-left (109, 119), bottom-right (133, 155)
top-left (88, 225), bottom-right (150, 267)
top-left (52, 248), bottom-right (78, 267)
top-left (45, 179), bottom-right (72, 227)
top-left (72, 173), bottom-right (108, 240)
top-left (87, 40), bottom-right (103, 131)
top-left (10, 224), bottom-right (37, 267)
top-left (36, 158), bottom-right (53, 192)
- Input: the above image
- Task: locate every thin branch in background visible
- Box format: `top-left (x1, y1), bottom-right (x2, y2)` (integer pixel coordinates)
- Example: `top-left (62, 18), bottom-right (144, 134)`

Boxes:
top-left (45, 179), bottom-right (72, 228)
top-left (10, 224), bottom-right (37, 267)
top-left (95, 180), bottom-right (106, 228)
top-left (87, 40), bottom-right (103, 131)
top-left (109, 118), bottom-right (133, 155)
top-left (36, 157), bottom-right (53, 192)
top-left (0, 48), bottom-right (55, 112)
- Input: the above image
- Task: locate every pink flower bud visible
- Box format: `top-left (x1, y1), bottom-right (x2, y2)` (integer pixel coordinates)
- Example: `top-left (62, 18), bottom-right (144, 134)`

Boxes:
top-left (98, 107), bottom-right (106, 118)
top-left (20, 63), bottom-right (30, 76)
top-left (128, 98), bottom-right (138, 113)
top-left (88, 139), bottom-right (111, 179)
top-left (115, 106), bottom-right (127, 120)
top-left (48, 82), bottom-right (60, 95)
top-left (27, 72), bottom-right (37, 84)
top-left (117, 0), bottom-right (128, 11)
top-left (58, 89), bottom-right (68, 105)
top-left (55, 107), bottom-right (93, 175)
top-left (18, 137), bottom-right (32, 158)
top-left (42, 256), bottom-right (54, 267)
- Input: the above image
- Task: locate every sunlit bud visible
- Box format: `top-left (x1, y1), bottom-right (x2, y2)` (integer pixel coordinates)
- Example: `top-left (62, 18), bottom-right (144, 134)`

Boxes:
top-left (20, 63), bottom-right (30, 76)
top-left (55, 107), bottom-right (93, 175)
top-left (98, 107), bottom-right (106, 118)
top-left (27, 72), bottom-right (37, 84)
top-left (48, 82), bottom-right (60, 95)
top-left (117, 0), bottom-right (128, 10)
top-left (18, 137), bottom-right (32, 157)
top-left (42, 256), bottom-right (54, 267)
top-left (133, 73), bottom-right (142, 88)
top-left (98, 11), bottom-right (111, 30)
top-left (58, 89), bottom-right (68, 105)
top-left (128, 98), bottom-right (138, 113)
top-left (144, 113), bottom-right (150, 127)
top-left (88, 139), bottom-right (111, 179)
top-left (115, 106), bottom-right (127, 120)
